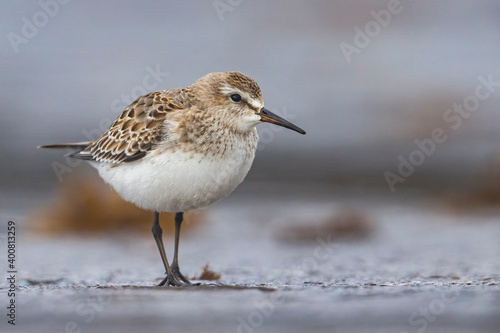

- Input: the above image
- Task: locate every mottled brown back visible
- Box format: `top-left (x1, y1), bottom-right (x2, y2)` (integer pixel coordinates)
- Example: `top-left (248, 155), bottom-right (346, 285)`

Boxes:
top-left (74, 89), bottom-right (188, 163)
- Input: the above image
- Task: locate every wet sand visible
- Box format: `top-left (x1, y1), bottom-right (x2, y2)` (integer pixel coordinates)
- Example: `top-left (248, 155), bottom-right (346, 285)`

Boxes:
top-left (1, 184), bottom-right (500, 332)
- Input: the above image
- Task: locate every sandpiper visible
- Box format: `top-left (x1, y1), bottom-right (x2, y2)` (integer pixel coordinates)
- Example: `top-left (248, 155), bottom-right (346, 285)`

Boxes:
top-left (39, 71), bottom-right (306, 286)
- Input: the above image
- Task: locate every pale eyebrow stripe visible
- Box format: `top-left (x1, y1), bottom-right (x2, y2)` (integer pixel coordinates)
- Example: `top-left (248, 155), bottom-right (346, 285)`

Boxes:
top-left (220, 85), bottom-right (263, 110)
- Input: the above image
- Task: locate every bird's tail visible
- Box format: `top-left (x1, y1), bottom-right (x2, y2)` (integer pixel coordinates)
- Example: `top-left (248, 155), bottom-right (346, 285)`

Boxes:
top-left (37, 141), bottom-right (93, 151)
top-left (38, 141), bottom-right (96, 160)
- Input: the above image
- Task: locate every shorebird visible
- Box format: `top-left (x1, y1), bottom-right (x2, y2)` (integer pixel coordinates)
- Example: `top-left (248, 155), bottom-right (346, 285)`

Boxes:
top-left (39, 71), bottom-right (306, 286)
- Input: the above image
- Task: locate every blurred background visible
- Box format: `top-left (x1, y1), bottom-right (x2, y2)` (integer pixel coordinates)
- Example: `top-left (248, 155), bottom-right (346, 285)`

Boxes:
top-left (2, 0), bottom-right (500, 193)
top-left (1, 1), bottom-right (500, 332)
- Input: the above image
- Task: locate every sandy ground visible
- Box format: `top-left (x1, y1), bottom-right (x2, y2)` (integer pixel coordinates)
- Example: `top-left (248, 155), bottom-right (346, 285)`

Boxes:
top-left (1, 184), bottom-right (499, 332)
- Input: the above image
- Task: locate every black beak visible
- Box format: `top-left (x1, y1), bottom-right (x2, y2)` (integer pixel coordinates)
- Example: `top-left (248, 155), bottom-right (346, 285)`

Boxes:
top-left (257, 107), bottom-right (306, 135)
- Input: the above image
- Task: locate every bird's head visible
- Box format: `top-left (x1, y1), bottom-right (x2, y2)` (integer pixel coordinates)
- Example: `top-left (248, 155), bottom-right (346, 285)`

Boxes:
top-left (192, 71), bottom-right (306, 135)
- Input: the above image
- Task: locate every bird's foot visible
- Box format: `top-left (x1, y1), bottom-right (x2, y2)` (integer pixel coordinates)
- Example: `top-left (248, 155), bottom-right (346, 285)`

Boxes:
top-left (158, 274), bottom-right (183, 287)
top-left (171, 265), bottom-right (193, 285)
top-left (158, 266), bottom-right (198, 287)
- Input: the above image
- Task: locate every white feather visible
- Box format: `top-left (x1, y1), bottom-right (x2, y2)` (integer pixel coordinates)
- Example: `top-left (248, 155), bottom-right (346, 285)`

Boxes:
top-left (90, 137), bottom-right (257, 212)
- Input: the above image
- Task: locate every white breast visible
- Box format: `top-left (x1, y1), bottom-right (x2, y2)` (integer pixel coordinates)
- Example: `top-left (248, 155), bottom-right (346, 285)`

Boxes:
top-left (90, 139), bottom-right (257, 212)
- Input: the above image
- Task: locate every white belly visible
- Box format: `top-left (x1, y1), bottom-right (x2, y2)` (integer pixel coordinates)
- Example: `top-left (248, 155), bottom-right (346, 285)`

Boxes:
top-left (91, 148), bottom-right (255, 212)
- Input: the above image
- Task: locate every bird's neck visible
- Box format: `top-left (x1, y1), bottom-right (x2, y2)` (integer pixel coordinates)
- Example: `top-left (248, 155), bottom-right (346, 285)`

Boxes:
top-left (163, 112), bottom-right (258, 158)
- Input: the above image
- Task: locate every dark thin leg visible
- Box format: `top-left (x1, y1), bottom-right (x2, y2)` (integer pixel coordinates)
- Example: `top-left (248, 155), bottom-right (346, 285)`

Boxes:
top-left (151, 211), bottom-right (181, 286)
top-left (170, 212), bottom-right (191, 284)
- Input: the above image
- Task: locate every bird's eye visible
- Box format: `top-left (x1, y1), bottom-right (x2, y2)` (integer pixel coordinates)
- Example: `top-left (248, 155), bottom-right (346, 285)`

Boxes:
top-left (230, 94), bottom-right (242, 102)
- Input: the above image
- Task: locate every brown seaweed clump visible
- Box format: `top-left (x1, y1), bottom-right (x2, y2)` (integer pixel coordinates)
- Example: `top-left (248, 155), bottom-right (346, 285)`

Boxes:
top-left (191, 264), bottom-right (221, 281)
top-left (444, 157), bottom-right (500, 214)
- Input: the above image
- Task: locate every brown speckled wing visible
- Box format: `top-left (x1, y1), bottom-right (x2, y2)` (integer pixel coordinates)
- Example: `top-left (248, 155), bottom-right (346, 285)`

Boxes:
top-left (75, 90), bottom-right (186, 163)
